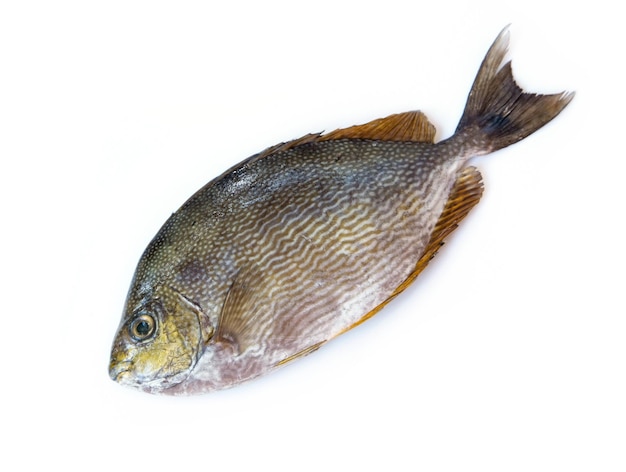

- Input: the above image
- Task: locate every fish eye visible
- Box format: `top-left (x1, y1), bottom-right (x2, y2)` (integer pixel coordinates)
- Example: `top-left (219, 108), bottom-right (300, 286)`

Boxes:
top-left (129, 314), bottom-right (156, 342)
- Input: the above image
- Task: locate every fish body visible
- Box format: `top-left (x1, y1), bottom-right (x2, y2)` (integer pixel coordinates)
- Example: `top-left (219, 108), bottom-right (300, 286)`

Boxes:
top-left (109, 28), bottom-right (573, 395)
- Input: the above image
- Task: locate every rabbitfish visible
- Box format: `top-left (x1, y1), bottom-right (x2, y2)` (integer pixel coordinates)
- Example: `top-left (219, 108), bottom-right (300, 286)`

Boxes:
top-left (109, 28), bottom-right (573, 395)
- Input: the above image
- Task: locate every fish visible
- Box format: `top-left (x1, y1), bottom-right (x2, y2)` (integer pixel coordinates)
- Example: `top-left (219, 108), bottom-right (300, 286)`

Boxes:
top-left (109, 27), bottom-right (573, 395)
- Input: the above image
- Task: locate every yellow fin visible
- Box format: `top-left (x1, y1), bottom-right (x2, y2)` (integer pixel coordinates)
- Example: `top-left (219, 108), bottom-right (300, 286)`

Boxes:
top-left (320, 111), bottom-right (436, 143)
top-left (250, 133), bottom-right (322, 162)
top-left (334, 166), bottom-right (484, 337)
top-left (234, 111), bottom-right (435, 171)
top-left (275, 341), bottom-right (326, 367)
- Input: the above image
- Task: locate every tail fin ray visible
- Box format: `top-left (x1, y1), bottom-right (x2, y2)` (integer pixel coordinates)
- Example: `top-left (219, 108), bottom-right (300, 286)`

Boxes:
top-left (456, 27), bottom-right (574, 152)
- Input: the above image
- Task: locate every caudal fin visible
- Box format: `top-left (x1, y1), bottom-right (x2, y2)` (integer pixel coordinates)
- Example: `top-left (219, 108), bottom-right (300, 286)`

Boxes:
top-left (456, 27), bottom-right (574, 152)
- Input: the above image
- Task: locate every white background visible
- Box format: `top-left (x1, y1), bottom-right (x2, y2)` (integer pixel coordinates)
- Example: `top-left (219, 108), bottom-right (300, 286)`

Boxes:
top-left (2, 1), bottom-right (623, 471)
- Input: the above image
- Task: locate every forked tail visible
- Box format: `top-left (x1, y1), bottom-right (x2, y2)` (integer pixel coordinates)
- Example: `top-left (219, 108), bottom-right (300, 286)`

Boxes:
top-left (455, 27), bottom-right (574, 153)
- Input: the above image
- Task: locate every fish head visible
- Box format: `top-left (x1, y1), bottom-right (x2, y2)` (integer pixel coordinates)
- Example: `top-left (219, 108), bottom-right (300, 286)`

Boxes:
top-left (109, 284), bottom-right (213, 393)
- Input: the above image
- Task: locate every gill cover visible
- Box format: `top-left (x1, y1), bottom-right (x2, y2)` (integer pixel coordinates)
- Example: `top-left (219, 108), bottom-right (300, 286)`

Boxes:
top-left (109, 284), bottom-right (211, 392)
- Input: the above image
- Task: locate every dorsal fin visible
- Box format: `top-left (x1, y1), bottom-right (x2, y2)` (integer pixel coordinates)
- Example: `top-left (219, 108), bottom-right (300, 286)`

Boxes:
top-left (333, 166), bottom-right (484, 337)
top-left (320, 110), bottom-right (436, 143)
top-left (232, 111), bottom-right (436, 173)
top-left (251, 133), bottom-right (322, 162)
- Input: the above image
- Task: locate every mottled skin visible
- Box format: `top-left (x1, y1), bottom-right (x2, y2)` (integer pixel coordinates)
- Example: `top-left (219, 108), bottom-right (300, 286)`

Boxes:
top-left (109, 28), bottom-right (572, 394)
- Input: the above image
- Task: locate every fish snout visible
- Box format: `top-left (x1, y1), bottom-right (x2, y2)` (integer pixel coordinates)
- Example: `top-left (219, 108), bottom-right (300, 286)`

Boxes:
top-left (108, 353), bottom-right (132, 383)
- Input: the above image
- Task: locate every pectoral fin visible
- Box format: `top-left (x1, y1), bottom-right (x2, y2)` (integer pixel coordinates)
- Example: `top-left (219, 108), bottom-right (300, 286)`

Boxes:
top-left (216, 262), bottom-right (329, 364)
top-left (215, 266), bottom-right (272, 355)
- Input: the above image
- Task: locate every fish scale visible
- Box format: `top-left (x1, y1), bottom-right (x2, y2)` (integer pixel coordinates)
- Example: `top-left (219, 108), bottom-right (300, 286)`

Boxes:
top-left (229, 152), bottom-right (427, 332)
top-left (109, 27), bottom-right (573, 394)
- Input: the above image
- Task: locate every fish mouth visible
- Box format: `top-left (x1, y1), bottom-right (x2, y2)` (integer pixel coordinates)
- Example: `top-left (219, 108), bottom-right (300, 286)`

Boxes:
top-left (108, 360), bottom-right (163, 389)
top-left (109, 360), bottom-right (132, 383)
top-left (109, 357), bottom-right (193, 392)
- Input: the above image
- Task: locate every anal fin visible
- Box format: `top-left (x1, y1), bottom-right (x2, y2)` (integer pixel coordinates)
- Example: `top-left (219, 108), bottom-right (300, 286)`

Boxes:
top-left (275, 341), bottom-right (326, 367)
top-left (335, 166), bottom-right (484, 336)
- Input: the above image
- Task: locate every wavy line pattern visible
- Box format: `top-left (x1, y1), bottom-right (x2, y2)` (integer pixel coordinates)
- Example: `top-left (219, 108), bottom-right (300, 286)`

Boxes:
top-left (136, 139), bottom-right (462, 392)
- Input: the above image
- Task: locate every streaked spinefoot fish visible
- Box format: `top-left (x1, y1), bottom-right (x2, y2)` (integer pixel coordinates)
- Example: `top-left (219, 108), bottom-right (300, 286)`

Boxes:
top-left (109, 27), bottom-right (573, 395)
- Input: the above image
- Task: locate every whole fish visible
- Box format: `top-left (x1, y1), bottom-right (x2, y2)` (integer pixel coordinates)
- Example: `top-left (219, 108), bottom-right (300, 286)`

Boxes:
top-left (109, 28), bottom-right (573, 395)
